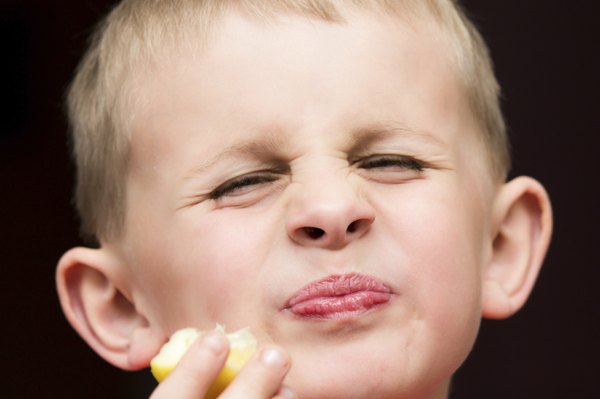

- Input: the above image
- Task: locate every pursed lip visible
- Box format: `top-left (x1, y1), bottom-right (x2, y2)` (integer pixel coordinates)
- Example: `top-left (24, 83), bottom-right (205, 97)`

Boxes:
top-left (284, 273), bottom-right (393, 319)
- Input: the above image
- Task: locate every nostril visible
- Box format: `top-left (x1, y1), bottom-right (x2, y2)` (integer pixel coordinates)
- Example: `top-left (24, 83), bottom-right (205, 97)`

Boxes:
top-left (303, 227), bottom-right (325, 239)
top-left (347, 220), bottom-right (360, 234)
top-left (348, 218), bottom-right (373, 234)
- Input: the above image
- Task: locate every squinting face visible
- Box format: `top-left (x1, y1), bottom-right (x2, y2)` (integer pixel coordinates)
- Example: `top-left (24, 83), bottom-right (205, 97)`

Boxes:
top-left (118, 9), bottom-right (496, 399)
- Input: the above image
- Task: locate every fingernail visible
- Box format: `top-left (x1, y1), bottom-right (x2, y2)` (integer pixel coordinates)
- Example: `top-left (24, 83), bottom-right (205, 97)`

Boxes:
top-left (260, 347), bottom-right (287, 368)
top-left (201, 331), bottom-right (226, 354)
top-left (278, 386), bottom-right (296, 399)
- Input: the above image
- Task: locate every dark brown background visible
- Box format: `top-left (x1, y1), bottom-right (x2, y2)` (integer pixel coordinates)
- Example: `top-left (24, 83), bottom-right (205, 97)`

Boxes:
top-left (1, 1), bottom-right (598, 398)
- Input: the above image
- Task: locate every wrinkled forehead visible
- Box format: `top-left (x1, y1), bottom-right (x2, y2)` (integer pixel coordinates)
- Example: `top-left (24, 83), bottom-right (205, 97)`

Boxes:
top-left (129, 6), bottom-right (484, 168)
top-left (126, 2), bottom-right (461, 129)
top-left (124, 1), bottom-right (456, 124)
top-left (125, 2), bottom-right (475, 158)
top-left (103, 0), bottom-right (471, 145)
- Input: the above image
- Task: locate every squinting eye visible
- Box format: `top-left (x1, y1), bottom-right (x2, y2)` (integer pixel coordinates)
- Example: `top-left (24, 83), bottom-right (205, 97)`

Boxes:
top-left (209, 173), bottom-right (279, 200)
top-left (357, 155), bottom-right (425, 172)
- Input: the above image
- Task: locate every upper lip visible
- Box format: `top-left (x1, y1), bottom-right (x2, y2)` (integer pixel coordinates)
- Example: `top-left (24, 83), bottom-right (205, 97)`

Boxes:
top-left (285, 272), bottom-right (392, 308)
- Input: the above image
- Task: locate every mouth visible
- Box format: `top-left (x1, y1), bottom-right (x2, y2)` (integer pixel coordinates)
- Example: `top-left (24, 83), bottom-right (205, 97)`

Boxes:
top-left (284, 273), bottom-right (393, 320)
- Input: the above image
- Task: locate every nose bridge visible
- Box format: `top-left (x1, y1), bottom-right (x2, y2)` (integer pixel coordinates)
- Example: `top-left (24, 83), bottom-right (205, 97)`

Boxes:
top-left (286, 161), bottom-right (375, 249)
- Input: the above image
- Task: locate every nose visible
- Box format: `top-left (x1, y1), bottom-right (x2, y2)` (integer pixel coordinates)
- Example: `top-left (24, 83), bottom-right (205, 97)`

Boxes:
top-left (286, 175), bottom-right (375, 250)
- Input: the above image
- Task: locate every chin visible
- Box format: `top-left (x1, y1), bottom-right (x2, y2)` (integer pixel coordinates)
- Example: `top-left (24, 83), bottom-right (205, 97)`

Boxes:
top-left (287, 367), bottom-right (450, 399)
top-left (283, 331), bottom-right (453, 399)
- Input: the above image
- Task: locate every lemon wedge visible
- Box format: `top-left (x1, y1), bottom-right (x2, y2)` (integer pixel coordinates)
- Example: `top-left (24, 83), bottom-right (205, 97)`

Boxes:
top-left (150, 325), bottom-right (257, 398)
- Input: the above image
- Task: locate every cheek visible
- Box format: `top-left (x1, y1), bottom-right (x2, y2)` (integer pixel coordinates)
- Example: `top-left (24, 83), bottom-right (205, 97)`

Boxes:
top-left (410, 203), bottom-right (483, 305)
top-left (131, 208), bottom-right (274, 331)
top-left (375, 182), bottom-right (486, 341)
top-left (420, 199), bottom-right (483, 316)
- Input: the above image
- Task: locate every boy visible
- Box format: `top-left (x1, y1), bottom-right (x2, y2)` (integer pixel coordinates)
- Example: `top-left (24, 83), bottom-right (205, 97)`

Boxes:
top-left (56, 1), bottom-right (553, 398)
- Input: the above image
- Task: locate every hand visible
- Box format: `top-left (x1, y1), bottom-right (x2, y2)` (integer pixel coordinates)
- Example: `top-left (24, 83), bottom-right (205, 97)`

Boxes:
top-left (150, 331), bottom-right (294, 399)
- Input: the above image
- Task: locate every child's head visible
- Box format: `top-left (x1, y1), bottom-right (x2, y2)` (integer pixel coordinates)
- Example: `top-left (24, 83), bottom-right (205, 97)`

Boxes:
top-left (68, 0), bottom-right (509, 244)
top-left (57, 1), bottom-right (552, 398)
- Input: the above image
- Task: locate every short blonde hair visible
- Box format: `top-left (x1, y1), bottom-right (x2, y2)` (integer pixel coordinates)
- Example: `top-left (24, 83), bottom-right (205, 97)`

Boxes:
top-left (67, 0), bottom-right (509, 243)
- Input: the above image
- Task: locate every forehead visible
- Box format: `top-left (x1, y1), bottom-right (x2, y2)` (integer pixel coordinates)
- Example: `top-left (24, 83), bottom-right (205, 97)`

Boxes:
top-left (130, 8), bottom-right (485, 178)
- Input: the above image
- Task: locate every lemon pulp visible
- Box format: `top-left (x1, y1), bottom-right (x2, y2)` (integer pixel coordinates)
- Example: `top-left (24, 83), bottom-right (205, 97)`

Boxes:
top-left (150, 325), bottom-right (256, 398)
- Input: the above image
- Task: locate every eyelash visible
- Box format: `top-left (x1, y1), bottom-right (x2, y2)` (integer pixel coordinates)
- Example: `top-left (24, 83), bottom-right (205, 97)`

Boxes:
top-left (208, 172), bottom-right (279, 199)
top-left (355, 155), bottom-right (425, 172)
top-left (208, 155), bottom-right (424, 200)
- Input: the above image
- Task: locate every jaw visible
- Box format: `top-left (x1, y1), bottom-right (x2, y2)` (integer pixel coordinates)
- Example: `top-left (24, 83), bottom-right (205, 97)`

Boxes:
top-left (262, 302), bottom-right (467, 399)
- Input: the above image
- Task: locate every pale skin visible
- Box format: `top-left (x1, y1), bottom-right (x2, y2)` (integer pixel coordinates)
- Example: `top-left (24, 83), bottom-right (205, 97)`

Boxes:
top-left (57, 7), bottom-right (552, 399)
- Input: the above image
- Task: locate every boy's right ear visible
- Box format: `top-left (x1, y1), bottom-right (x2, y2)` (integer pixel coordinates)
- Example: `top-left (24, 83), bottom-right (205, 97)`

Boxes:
top-left (56, 247), bottom-right (164, 371)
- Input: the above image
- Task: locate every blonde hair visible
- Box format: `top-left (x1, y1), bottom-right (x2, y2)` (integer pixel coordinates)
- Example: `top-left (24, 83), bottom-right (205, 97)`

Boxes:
top-left (67, 0), bottom-right (509, 243)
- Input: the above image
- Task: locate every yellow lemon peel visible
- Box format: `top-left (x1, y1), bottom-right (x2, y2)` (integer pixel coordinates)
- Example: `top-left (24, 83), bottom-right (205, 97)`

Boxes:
top-left (150, 325), bottom-right (256, 398)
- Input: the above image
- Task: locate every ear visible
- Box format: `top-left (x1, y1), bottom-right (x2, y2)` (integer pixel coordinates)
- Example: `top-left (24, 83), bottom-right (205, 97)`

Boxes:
top-left (481, 176), bottom-right (553, 319)
top-left (56, 246), bottom-right (164, 370)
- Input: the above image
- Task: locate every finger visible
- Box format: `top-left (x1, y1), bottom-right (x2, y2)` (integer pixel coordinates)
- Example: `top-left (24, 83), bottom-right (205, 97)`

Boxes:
top-left (219, 345), bottom-right (291, 399)
top-left (150, 331), bottom-right (229, 399)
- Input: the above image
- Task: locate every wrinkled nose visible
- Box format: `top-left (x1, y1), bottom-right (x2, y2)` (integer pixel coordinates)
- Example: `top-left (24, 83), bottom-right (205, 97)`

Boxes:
top-left (286, 177), bottom-right (375, 250)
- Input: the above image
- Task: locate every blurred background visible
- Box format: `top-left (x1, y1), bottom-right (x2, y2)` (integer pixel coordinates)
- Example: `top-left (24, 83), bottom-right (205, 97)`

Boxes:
top-left (1, 1), bottom-right (598, 397)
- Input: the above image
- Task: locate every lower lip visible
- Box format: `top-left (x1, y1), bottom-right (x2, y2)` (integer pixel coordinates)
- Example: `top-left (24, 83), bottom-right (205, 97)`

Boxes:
top-left (288, 291), bottom-right (392, 320)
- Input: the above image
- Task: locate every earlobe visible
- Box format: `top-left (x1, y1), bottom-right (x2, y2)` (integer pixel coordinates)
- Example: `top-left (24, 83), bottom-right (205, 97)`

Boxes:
top-left (56, 247), bottom-right (163, 370)
top-left (481, 176), bottom-right (553, 319)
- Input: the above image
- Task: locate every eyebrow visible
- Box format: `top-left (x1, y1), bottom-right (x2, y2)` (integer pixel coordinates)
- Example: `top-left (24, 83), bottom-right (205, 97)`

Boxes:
top-left (186, 122), bottom-right (444, 178)
top-left (349, 122), bottom-right (446, 153)
top-left (184, 132), bottom-right (288, 178)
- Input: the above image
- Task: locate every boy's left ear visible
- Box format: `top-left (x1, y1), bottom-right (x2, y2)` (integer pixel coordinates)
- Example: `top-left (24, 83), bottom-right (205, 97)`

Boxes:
top-left (482, 176), bottom-right (553, 319)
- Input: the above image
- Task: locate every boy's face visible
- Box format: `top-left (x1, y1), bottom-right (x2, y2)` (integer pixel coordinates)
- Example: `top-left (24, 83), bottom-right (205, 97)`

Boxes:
top-left (120, 9), bottom-right (495, 398)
